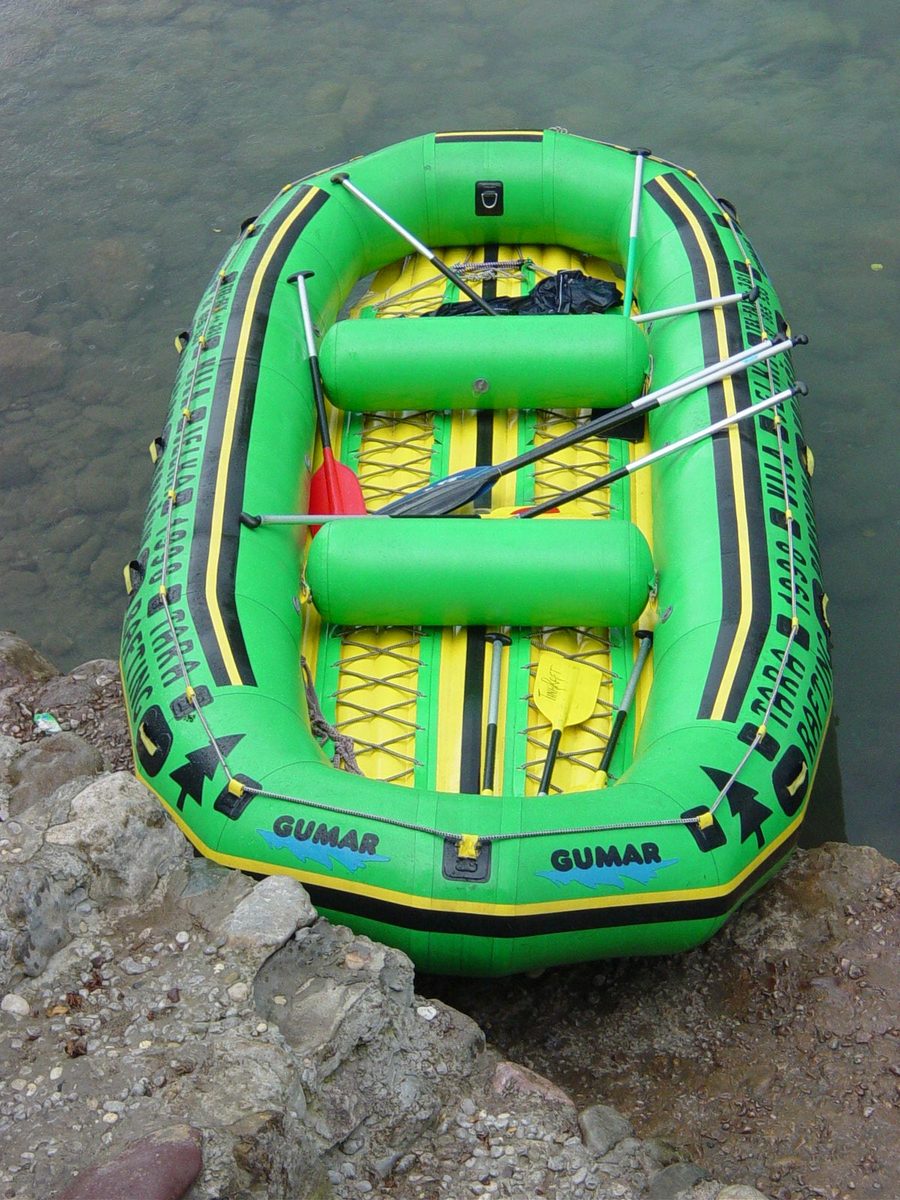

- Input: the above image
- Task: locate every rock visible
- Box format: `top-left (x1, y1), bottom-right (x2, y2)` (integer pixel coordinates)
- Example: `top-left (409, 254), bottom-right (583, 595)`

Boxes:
top-left (55, 1124), bottom-right (202, 1200)
top-left (80, 236), bottom-right (153, 319)
top-left (579, 1102), bottom-right (634, 1156)
top-left (0, 331), bottom-right (65, 401)
top-left (44, 773), bottom-right (189, 904)
top-left (1, 992), bottom-right (30, 1017)
top-left (8, 732), bottom-right (103, 815)
top-left (491, 1060), bottom-right (575, 1107)
top-left (647, 1161), bottom-right (709, 1197)
top-left (218, 875), bottom-right (316, 968)
top-left (1, 846), bottom-right (88, 982)
top-left (717, 1187), bottom-right (773, 1199)
top-left (0, 631), bottom-right (58, 688)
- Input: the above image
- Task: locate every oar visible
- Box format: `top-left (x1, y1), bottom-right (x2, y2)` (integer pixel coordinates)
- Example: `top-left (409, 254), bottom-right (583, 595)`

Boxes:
top-left (330, 173), bottom-right (497, 316)
top-left (288, 271), bottom-right (367, 526)
top-left (520, 382), bottom-right (807, 518)
top-left (533, 654), bottom-right (602, 795)
top-left (632, 285), bottom-right (760, 325)
top-left (377, 334), bottom-right (804, 517)
top-left (622, 148), bottom-right (650, 316)
top-left (597, 625), bottom-right (654, 787)
top-left (481, 631), bottom-right (511, 794)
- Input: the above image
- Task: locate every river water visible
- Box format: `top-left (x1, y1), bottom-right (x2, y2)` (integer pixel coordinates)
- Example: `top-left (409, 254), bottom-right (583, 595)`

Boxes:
top-left (0, 0), bottom-right (896, 856)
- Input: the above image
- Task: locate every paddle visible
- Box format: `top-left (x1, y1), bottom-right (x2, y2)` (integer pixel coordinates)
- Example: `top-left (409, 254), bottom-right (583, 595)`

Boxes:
top-left (330, 173), bottom-right (497, 316)
top-left (288, 271), bottom-right (367, 527)
top-left (377, 334), bottom-right (804, 517)
top-left (520, 382), bottom-right (807, 517)
top-left (597, 626), bottom-right (654, 787)
top-left (622, 148), bottom-right (650, 316)
top-left (533, 654), bottom-right (602, 796)
top-left (632, 285), bottom-right (760, 325)
top-left (481, 631), bottom-right (511, 794)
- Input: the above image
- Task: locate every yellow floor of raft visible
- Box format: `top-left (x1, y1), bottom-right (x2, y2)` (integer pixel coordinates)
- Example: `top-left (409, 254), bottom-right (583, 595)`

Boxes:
top-left (301, 245), bottom-right (654, 796)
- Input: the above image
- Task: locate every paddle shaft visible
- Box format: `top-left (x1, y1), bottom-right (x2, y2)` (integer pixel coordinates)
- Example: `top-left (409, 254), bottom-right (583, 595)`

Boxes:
top-left (521, 382), bottom-right (806, 517)
top-left (377, 334), bottom-right (801, 517)
top-left (597, 629), bottom-right (653, 785)
top-left (537, 729), bottom-right (563, 796)
top-left (331, 173), bottom-right (497, 316)
top-left (632, 286), bottom-right (759, 324)
top-left (481, 632), bottom-right (511, 793)
top-left (289, 272), bottom-right (334, 452)
top-left (622, 148), bottom-right (650, 316)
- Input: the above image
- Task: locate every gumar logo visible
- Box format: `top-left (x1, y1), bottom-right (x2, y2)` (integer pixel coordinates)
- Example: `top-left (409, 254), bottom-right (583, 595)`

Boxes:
top-left (539, 842), bottom-right (678, 891)
top-left (259, 815), bottom-right (389, 873)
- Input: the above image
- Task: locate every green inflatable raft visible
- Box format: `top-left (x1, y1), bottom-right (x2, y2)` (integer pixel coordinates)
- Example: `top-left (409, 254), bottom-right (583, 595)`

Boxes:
top-left (121, 130), bottom-right (832, 976)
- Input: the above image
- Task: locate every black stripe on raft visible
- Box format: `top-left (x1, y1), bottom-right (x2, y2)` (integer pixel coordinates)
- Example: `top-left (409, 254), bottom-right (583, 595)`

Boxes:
top-left (189, 187), bottom-right (330, 687)
top-left (435, 132), bottom-right (544, 143)
top-left (459, 633), bottom-right (486, 793)
top-left (645, 174), bottom-right (771, 722)
top-left (458, 246), bottom-right (500, 792)
top-left (305, 829), bottom-right (800, 939)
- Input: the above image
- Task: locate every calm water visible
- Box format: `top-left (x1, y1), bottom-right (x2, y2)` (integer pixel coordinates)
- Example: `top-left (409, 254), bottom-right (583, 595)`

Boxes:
top-left (1, 1), bottom-right (896, 856)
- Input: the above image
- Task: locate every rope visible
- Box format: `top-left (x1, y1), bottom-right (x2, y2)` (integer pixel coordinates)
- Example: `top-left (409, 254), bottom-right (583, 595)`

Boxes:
top-left (301, 657), bottom-right (362, 774)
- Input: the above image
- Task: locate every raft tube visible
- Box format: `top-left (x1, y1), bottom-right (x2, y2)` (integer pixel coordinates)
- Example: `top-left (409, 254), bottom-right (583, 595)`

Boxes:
top-left (121, 130), bottom-right (832, 976)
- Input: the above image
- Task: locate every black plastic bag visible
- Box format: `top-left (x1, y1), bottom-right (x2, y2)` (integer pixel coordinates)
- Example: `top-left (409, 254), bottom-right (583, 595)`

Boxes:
top-left (426, 270), bottom-right (622, 317)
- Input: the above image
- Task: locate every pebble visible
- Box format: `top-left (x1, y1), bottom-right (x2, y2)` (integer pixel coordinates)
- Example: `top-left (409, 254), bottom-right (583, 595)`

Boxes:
top-left (119, 956), bottom-right (150, 975)
top-left (417, 1004), bottom-right (438, 1020)
top-left (1, 993), bottom-right (31, 1017)
top-left (175, 931), bottom-right (190, 946)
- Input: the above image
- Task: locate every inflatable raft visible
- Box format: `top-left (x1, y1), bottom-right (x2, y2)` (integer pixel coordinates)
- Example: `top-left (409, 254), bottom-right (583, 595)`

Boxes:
top-left (121, 130), bottom-right (832, 976)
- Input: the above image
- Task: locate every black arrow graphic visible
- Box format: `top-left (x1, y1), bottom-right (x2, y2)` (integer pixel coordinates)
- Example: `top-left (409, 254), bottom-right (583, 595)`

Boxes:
top-left (170, 734), bottom-right (244, 810)
top-left (702, 765), bottom-right (772, 849)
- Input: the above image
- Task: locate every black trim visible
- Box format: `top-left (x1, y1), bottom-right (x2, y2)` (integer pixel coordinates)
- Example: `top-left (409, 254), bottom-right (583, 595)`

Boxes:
top-left (646, 174), bottom-right (771, 722)
top-left (305, 828), bottom-right (800, 938)
top-left (189, 187), bottom-right (330, 687)
top-left (435, 132), bottom-right (544, 143)
top-left (458, 248), bottom-right (500, 792)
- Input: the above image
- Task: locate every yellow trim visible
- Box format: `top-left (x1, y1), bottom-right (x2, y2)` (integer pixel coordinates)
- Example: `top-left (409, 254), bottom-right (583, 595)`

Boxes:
top-left (654, 176), bottom-right (753, 721)
top-left (436, 129), bottom-right (544, 138)
top-left (205, 188), bottom-right (324, 686)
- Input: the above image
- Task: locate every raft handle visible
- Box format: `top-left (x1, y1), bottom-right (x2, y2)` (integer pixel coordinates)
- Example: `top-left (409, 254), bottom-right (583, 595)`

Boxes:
top-left (475, 180), bottom-right (504, 216)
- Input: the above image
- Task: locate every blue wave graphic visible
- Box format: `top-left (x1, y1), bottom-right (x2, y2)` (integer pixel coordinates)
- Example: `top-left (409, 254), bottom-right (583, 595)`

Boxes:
top-left (538, 858), bottom-right (679, 892)
top-left (258, 828), bottom-right (390, 874)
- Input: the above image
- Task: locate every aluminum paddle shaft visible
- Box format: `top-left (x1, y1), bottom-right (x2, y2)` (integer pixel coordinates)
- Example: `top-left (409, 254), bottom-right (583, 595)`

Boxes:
top-left (378, 334), bottom-right (804, 517)
top-left (521, 382), bottom-right (808, 517)
top-left (331, 173), bottom-right (496, 316)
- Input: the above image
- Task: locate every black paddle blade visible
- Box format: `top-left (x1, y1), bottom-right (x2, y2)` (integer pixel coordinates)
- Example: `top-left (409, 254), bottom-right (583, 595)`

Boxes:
top-left (376, 465), bottom-right (502, 516)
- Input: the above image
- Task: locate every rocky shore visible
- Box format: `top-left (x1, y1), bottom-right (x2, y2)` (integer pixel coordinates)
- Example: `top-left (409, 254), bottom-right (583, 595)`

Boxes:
top-left (1, 633), bottom-right (895, 1200)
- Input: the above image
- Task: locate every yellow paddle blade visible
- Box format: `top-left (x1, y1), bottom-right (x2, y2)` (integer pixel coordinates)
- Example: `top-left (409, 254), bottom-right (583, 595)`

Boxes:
top-left (533, 653), bottom-right (601, 732)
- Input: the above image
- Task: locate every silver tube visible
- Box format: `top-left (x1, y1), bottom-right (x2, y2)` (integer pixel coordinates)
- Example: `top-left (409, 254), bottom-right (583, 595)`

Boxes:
top-left (632, 291), bottom-right (746, 324)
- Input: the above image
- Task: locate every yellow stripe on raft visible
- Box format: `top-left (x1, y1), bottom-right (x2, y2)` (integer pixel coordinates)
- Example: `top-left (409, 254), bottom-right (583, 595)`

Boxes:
top-left (206, 187), bottom-right (326, 687)
top-left (653, 176), bottom-right (753, 722)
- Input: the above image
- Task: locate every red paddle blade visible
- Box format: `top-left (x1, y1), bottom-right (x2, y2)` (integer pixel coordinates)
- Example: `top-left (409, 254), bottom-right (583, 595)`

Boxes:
top-left (308, 449), bottom-right (367, 533)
